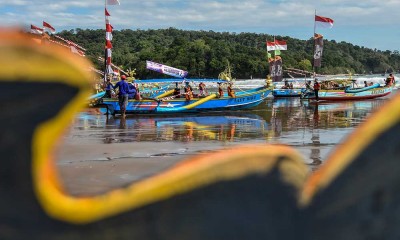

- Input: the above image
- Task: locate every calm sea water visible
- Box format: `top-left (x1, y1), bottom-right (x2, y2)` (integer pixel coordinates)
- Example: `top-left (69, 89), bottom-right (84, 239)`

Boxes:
top-left (56, 89), bottom-right (398, 196)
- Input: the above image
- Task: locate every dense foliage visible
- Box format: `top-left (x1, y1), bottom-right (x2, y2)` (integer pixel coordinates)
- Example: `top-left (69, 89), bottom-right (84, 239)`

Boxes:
top-left (58, 28), bottom-right (400, 79)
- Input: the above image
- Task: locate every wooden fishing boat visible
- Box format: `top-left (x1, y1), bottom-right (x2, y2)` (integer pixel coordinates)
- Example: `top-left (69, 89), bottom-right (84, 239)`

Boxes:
top-left (273, 88), bottom-right (305, 97)
top-left (301, 84), bottom-right (393, 101)
top-left (272, 79), bottom-right (307, 97)
top-left (95, 78), bottom-right (271, 115)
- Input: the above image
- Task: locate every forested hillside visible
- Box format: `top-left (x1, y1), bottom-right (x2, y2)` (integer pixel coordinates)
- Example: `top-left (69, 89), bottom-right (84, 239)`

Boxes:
top-left (58, 28), bottom-right (400, 79)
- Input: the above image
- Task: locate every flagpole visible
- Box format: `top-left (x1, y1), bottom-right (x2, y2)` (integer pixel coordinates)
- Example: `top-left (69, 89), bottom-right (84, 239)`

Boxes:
top-left (312, 9), bottom-right (317, 78)
top-left (104, 0), bottom-right (108, 82)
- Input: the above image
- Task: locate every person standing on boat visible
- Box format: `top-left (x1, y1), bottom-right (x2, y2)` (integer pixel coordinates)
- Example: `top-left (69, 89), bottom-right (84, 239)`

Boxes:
top-left (313, 79), bottom-right (321, 101)
top-left (113, 75), bottom-right (129, 116)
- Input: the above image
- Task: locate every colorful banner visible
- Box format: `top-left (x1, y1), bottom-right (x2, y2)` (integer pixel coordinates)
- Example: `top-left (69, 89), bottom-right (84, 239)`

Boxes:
top-left (268, 57), bottom-right (276, 80)
top-left (274, 56), bottom-right (283, 82)
top-left (146, 61), bottom-right (188, 78)
top-left (314, 34), bottom-right (324, 68)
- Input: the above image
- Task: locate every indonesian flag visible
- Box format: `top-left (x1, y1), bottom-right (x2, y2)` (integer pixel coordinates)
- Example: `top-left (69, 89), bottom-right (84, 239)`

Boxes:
top-left (274, 40), bottom-right (287, 50)
top-left (30, 24), bottom-right (43, 35)
top-left (315, 15), bottom-right (334, 28)
top-left (266, 40), bottom-right (287, 51)
top-left (113, 69), bottom-right (120, 76)
top-left (107, 0), bottom-right (120, 5)
top-left (43, 21), bottom-right (56, 33)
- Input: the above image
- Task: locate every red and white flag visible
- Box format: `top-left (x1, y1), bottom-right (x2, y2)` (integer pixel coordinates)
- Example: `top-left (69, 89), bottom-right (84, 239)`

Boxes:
top-left (315, 15), bottom-right (334, 28)
top-left (30, 24), bottom-right (43, 35)
top-left (43, 21), bottom-right (56, 33)
top-left (107, 0), bottom-right (120, 5)
top-left (266, 40), bottom-right (287, 51)
top-left (274, 40), bottom-right (287, 50)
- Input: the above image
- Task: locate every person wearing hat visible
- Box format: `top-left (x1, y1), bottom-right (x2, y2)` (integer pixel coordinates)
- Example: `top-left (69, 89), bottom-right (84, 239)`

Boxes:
top-left (113, 75), bottom-right (130, 116)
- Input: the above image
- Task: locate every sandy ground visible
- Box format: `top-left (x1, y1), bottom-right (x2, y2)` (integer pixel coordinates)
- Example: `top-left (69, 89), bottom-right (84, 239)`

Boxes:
top-left (56, 141), bottom-right (224, 196)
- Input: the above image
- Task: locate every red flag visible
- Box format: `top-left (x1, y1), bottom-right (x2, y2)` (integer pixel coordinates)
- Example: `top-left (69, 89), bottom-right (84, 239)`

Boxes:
top-left (30, 24), bottom-right (43, 35)
top-left (43, 21), bottom-right (56, 33)
top-left (105, 8), bottom-right (110, 16)
top-left (315, 15), bottom-right (334, 28)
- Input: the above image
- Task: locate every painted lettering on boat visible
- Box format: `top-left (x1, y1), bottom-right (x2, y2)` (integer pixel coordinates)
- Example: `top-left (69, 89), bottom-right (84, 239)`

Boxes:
top-left (234, 96), bottom-right (257, 103)
top-left (372, 89), bottom-right (385, 95)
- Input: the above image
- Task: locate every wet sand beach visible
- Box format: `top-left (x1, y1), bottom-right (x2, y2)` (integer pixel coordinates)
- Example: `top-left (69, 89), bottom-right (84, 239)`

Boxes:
top-left (56, 92), bottom-right (397, 196)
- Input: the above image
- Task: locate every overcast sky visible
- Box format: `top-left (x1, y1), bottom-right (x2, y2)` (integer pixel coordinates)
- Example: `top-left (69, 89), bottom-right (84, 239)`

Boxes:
top-left (1, 0), bottom-right (399, 51)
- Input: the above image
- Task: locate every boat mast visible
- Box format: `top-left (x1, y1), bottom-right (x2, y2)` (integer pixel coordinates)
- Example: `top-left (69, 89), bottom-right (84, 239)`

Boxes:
top-left (103, 0), bottom-right (108, 82)
top-left (312, 9), bottom-right (317, 79)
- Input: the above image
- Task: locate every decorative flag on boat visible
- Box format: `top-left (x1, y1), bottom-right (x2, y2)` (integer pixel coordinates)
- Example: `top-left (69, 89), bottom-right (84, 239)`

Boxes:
top-left (146, 61), bottom-right (188, 78)
top-left (273, 56), bottom-right (283, 82)
top-left (104, 7), bottom-right (114, 75)
top-left (315, 15), bottom-right (334, 28)
top-left (313, 33), bottom-right (324, 67)
top-left (30, 25), bottom-right (43, 35)
top-left (43, 21), bottom-right (55, 33)
top-left (268, 57), bottom-right (276, 79)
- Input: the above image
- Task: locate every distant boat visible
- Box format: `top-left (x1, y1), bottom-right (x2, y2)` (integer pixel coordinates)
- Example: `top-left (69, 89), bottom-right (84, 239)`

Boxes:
top-left (301, 84), bottom-right (393, 101)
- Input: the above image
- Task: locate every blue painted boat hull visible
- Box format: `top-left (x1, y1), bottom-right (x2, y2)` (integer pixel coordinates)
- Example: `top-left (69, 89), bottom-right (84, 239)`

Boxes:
top-left (96, 86), bottom-right (271, 115)
top-left (345, 83), bottom-right (380, 93)
top-left (301, 86), bottom-right (393, 101)
top-left (273, 88), bottom-right (305, 97)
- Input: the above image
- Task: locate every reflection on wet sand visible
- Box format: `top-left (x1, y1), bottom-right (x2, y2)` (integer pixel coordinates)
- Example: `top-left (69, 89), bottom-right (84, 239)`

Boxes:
top-left (263, 97), bottom-right (390, 170)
